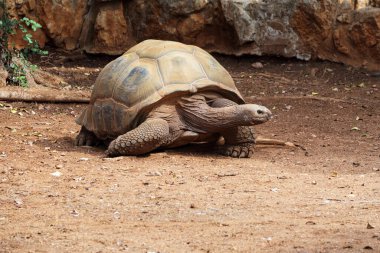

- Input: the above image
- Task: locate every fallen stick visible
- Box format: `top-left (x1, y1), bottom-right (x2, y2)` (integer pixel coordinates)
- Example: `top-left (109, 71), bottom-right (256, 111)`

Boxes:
top-left (0, 87), bottom-right (90, 103)
top-left (256, 137), bottom-right (306, 150)
top-left (249, 95), bottom-right (349, 103)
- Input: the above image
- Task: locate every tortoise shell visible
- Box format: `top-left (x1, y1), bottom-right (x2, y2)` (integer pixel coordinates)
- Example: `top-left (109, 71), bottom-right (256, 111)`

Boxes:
top-left (76, 39), bottom-right (245, 139)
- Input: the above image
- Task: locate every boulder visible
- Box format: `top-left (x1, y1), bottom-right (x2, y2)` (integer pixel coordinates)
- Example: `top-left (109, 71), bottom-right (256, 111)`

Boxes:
top-left (36, 0), bottom-right (89, 50)
top-left (80, 1), bottom-right (135, 55)
top-left (5, 0), bottom-right (380, 70)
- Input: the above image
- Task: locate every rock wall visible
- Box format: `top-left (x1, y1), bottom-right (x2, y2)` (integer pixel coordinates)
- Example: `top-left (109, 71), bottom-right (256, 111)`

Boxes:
top-left (5, 0), bottom-right (380, 70)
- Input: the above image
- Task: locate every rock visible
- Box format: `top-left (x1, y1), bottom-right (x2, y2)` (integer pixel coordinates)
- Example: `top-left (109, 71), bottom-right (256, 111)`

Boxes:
top-left (55, 164), bottom-right (64, 169)
top-left (221, 0), bottom-right (303, 57)
top-left (36, 0), bottom-right (89, 50)
top-left (5, 0), bottom-right (380, 70)
top-left (251, 62), bottom-right (264, 69)
top-left (80, 0), bottom-right (135, 55)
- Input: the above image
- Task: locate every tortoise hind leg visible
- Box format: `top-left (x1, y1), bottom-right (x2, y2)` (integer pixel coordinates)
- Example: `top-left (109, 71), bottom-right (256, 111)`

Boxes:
top-left (106, 118), bottom-right (169, 157)
top-left (211, 98), bottom-right (256, 158)
top-left (75, 126), bottom-right (101, 146)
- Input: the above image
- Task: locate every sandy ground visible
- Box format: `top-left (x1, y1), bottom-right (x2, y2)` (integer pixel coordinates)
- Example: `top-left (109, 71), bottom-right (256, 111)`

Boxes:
top-left (0, 51), bottom-right (379, 252)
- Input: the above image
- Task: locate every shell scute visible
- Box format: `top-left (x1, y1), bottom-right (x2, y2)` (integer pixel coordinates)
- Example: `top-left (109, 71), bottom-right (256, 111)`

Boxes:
top-left (112, 58), bottom-right (163, 107)
top-left (158, 51), bottom-right (205, 85)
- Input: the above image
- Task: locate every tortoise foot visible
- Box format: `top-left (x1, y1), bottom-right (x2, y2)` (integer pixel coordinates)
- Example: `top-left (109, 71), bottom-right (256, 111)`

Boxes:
top-left (217, 143), bottom-right (254, 158)
top-left (75, 127), bottom-right (100, 146)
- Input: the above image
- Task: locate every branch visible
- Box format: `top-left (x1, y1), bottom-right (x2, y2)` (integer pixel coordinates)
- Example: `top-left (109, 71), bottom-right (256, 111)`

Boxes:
top-left (248, 95), bottom-right (349, 103)
top-left (0, 86), bottom-right (90, 103)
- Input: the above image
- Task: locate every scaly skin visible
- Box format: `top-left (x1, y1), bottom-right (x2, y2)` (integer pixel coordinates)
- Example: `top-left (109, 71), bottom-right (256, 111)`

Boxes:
top-left (105, 118), bottom-right (169, 156)
top-left (211, 98), bottom-right (256, 158)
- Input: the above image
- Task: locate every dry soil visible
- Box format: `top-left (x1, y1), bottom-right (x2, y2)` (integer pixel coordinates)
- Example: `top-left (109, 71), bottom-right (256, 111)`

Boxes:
top-left (0, 51), bottom-right (379, 253)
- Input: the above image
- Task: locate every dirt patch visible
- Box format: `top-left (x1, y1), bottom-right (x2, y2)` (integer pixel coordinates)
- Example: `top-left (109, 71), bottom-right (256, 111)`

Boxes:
top-left (0, 50), bottom-right (379, 252)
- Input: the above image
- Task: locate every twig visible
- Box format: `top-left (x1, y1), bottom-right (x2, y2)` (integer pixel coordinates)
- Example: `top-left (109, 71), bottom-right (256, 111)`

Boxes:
top-left (256, 137), bottom-right (306, 150)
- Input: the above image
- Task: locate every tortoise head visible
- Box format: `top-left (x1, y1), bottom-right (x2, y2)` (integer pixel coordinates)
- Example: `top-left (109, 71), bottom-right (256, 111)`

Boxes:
top-left (240, 104), bottom-right (272, 125)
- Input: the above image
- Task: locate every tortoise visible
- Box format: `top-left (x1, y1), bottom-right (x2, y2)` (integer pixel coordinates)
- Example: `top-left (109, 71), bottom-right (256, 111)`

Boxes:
top-left (75, 39), bottom-right (272, 158)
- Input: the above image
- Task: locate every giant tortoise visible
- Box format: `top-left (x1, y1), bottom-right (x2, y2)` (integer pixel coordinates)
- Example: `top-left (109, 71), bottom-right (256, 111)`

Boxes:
top-left (75, 39), bottom-right (272, 157)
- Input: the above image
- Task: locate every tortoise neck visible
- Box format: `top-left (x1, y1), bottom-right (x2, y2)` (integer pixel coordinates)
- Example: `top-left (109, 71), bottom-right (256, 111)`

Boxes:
top-left (177, 95), bottom-right (247, 133)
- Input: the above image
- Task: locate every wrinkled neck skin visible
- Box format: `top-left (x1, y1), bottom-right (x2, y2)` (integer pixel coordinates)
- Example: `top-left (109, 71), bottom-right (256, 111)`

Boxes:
top-left (176, 95), bottom-right (251, 133)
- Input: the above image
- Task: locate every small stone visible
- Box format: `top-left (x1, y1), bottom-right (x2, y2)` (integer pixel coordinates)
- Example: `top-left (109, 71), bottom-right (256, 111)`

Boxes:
top-left (55, 164), bottom-right (64, 169)
top-left (271, 187), bottom-right (279, 192)
top-left (367, 223), bottom-right (375, 229)
top-left (51, 171), bottom-right (62, 177)
top-left (251, 62), bottom-right (263, 69)
top-left (357, 82), bottom-right (365, 88)
top-left (14, 198), bottom-right (23, 207)
top-left (311, 180), bottom-right (317, 185)
top-left (373, 167), bottom-right (379, 171)
top-left (70, 209), bottom-right (79, 217)
top-left (78, 157), bottom-right (89, 161)
top-left (113, 211), bottom-right (121, 219)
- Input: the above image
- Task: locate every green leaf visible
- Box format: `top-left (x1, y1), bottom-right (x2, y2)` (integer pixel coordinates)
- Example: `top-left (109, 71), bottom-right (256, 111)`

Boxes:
top-left (23, 33), bottom-right (33, 44)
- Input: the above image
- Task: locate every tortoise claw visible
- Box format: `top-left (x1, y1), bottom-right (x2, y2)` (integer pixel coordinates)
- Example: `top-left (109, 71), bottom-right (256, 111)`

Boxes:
top-left (75, 127), bottom-right (99, 146)
top-left (217, 143), bottom-right (254, 158)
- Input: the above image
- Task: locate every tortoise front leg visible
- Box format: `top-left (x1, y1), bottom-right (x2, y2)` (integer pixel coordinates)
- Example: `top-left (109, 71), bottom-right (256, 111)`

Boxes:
top-left (211, 98), bottom-right (256, 158)
top-left (106, 118), bottom-right (169, 157)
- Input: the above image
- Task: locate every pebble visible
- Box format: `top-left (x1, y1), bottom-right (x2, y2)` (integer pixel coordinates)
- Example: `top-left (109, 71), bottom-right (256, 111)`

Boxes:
top-left (70, 209), bottom-right (79, 217)
top-left (14, 198), bottom-right (23, 207)
top-left (113, 211), bottom-right (121, 219)
top-left (51, 171), bottom-right (62, 177)
top-left (271, 187), bottom-right (279, 192)
top-left (55, 164), bottom-right (64, 169)
top-left (251, 62), bottom-right (264, 69)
